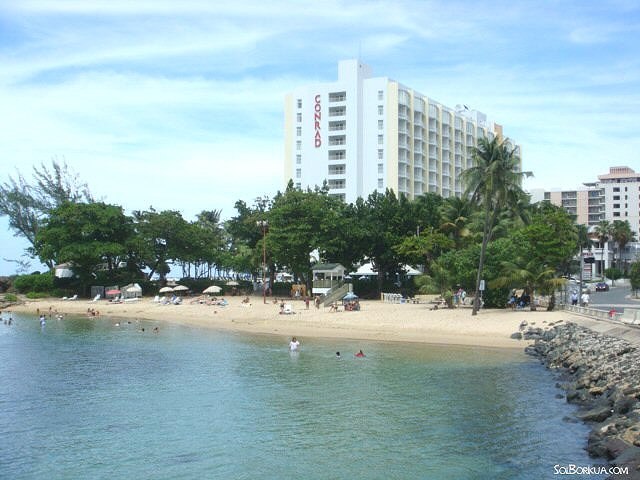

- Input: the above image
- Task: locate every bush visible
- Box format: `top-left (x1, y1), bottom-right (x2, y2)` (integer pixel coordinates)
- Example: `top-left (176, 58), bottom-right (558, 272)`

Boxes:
top-left (3, 293), bottom-right (18, 302)
top-left (13, 272), bottom-right (54, 293)
top-left (25, 292), bottom-right (49, 299)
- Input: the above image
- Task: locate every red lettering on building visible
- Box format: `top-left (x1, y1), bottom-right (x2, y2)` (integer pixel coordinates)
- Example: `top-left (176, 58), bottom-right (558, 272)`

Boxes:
top-left (314, 94), bottom-right (321, 147)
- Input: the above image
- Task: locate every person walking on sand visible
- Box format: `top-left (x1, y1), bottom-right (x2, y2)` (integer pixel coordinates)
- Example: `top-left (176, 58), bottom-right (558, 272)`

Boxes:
top-left (305, 296), bottom-right (310, 310)
top-left (289, 336), bottom-right (300, 351)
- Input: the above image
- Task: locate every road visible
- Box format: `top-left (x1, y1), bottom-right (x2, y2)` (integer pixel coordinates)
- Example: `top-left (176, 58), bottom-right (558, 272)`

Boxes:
top-left (584, 284), bottom-right (640, 313)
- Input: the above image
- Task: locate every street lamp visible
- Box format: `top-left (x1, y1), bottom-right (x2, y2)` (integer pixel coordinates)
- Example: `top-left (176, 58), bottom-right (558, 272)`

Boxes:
top-left (256, 220), bottom-right (268, 304)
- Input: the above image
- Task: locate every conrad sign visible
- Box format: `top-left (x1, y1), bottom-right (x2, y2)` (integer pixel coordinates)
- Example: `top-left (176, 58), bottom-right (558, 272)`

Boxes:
top-left (314, 94), bottom-right (321, 147)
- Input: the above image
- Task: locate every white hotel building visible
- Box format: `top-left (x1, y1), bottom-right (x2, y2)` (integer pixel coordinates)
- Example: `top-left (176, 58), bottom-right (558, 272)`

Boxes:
top-left (284, 59), bottom-right (521, 203)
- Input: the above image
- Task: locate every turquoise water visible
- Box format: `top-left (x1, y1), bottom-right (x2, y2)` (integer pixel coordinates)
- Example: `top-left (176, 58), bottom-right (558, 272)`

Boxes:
top-left (0, 314), bottom-right (602, 479)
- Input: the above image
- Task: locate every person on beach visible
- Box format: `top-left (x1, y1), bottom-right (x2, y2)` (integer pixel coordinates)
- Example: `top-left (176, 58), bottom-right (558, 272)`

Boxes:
top-left (581, 291), bottom-right (590, 307)
top-left (355, 350), bottom-right (365, 358)
top-left (289, 336), bottom-right (300, 351)
top-left (314, 296), bottom-right (320, 309)
top-left (305, 297), bottom-right (310, 310)
top-left (570, 291), bottom-right (578, 306)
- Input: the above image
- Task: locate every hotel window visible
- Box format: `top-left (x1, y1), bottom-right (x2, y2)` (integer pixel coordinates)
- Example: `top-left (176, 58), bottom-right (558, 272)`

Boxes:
top-left (378, 134), bottom-right (383, 145)
top-left (297, 99), bottom-right (302, 109)
top-left (328, 164), bottom-right (346, 175)
top-left (328, 179), bottom-right (346, 189)
top-left (378, 149), bottom-right (383, 159)
top-left (614, 212), bottom-right (621, 217)
top-left (296, 140), bottom-right (301, 151)
top-left (296, 168), bottom-right (301, 179)
top-left (296, 113), bottom-right (302, 122)
top-left (378, 178), bottom-right (383, 189)
top-left (378, 90), bottom-right (383, 101)
top-left (378, 119), bottom-right (383, 130)
top-left (378, 105), bottom-right (383, 115)
top-left (614, 195), bottom-right (620, 200)
top-left (614, 187), bottom-right (620, 192)
top-left (329, 91), bottom-right (346, 102)
top-left (296, 127), bottom-right (301, 136)
top-left (328, 150), bottom-right (346, 160)
top-left (296, 154), bottom-right (301, 164)
top-left (378, 164), bottom-right (383, 174)
top-left (614, 204), bottom-right (620, 209)
top-left (295, 183), bottom-right (301, 189)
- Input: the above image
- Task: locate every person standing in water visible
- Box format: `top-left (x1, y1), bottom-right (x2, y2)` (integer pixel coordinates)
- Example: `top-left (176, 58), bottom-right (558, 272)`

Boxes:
top-left (289, 336), bottom-right (300, 351)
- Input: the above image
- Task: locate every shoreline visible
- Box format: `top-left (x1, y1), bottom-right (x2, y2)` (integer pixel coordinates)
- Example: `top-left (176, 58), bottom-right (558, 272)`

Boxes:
top-left (6, 296), bottom-right (582, 350)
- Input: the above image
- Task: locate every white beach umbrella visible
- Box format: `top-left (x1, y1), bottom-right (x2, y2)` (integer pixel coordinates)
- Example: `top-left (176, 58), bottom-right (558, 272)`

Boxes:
top-left (225, 281), bottom-right (239, 286)
top-left (159, 287), bottom-right (173, 293)
top-left (203, 285), bottom-right (222, 294)
top-left (173, 285), bottom-right (189, 292)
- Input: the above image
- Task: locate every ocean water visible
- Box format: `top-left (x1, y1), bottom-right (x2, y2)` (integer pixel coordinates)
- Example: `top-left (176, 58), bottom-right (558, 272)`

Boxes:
top-left (0, 313), bottom-right (603, 479)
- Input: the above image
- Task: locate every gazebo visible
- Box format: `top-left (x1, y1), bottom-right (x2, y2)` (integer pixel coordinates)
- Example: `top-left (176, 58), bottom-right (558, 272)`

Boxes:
top-left (312, 263), bottom-right (346, 295)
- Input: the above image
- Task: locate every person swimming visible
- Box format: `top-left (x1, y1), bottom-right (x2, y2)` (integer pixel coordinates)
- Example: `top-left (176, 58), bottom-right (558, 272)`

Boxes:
top-left (336, 352), bottom-right (341, 358)
top-left (355, 350), bottom-right (365, 358)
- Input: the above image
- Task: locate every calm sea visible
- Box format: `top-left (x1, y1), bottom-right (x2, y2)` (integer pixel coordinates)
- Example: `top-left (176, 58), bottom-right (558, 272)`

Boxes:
top-left (0, 313), bottom-right (603, 479)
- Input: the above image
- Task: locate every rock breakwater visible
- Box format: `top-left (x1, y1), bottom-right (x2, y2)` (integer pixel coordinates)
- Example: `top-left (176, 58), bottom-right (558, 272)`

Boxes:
top-left (524, 322), bottom-right (640, 479)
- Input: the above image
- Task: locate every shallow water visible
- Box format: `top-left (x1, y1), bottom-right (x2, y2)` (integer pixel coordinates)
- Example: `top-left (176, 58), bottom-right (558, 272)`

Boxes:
top-left (0, 314), bottom-right (604, 479)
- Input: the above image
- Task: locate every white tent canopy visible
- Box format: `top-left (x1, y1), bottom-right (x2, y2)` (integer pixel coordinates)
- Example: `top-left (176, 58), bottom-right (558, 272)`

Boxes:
top-left (351, 262), bottom-right (421, 277)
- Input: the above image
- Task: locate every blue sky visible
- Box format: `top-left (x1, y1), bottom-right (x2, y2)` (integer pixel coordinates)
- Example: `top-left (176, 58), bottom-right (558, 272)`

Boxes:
top-left (1, 0), bottom-right (639, 275)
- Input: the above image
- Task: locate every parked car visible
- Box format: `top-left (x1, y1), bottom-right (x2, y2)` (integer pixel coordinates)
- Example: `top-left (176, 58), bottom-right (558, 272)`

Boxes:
top-left (595, 282), bottom-right (609, 292)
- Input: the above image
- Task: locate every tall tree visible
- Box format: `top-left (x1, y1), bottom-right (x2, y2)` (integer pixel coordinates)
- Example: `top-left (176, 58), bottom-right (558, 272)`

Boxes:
top-left (35, 202), bottom-right (132, 294)
top-left (439, 196), bottom-right (474, 249)
top-left (132, 208), bottom-right (192, 283)
top-left (610, 220), bottom-right (637, 272)
top-left (0, 159), bottom-right (93, 265)
top-left (461, 137), bottom-right (532, 315)
top-left (594, 220), bottom-right (611, 280)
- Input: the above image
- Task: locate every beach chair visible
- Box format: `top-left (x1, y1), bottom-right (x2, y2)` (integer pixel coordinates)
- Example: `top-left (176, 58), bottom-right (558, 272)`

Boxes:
top-left (69, 294), bottom-right (78, 301)
top-left (91, 294), bottom-right (101, 302)
top-left (283, 304), bottom-right (293, 315)
top-left (152, 295), bottom-right (160, 303)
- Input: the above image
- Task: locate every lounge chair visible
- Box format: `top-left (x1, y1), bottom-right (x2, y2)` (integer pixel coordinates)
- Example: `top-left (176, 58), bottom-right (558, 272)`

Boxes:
top-left (91, 294), bottom-right (101, 302)
top-left (69, 294), bottom-right (78, 301)
top-left (152, 295), bottom-right (160, 303)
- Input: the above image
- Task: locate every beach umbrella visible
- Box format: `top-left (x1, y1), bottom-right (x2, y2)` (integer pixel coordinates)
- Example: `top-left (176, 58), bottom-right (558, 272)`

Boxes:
top-left (159, 287), bottom-right (173, 293)
top-left (343, 292), bottom-right (359, 301)
top-left (173, 285), bottom-right (189, 292)
top-left (203, 285), bottom-right (222, 294)
top-left (106, 289), bottom-right (121, 295)
top-left (225, 281), bottom-right (239, 286)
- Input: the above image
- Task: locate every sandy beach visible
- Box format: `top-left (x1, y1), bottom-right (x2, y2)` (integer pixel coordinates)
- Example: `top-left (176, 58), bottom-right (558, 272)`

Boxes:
top-left (6, 296), bottom-right (583, 349)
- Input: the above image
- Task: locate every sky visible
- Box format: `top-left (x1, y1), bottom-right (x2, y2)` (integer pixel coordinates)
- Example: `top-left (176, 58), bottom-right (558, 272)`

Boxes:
top-left (0, 0), bottom-right (639, 275)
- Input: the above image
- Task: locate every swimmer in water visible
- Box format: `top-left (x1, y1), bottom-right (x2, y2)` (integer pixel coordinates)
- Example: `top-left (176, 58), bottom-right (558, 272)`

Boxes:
top-left (289, 336), bottom-right (300, 351)
top-left (355, 350), bottom-right (365, 358)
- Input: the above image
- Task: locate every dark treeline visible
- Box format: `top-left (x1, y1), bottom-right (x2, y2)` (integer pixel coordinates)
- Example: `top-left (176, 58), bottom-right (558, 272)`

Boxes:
top-left (2, 141), bottom-right (636, 307)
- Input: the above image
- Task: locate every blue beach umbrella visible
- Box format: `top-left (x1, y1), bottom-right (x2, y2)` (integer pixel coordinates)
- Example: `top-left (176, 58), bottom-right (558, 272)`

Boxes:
top-left (343, 292), bottom-right (358, 301)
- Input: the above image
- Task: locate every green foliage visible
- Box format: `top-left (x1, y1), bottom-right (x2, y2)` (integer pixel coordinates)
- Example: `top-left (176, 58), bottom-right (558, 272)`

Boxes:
top-left (0, 159), bottom-right (93, 264)
top-left (25, 292), bottom-right (48, 299)
top-left (35, 202), bottom-right (133, 294)
top-left (3, 293), bottom-right (18, 302)
top-left (461, 136), bottom-right (532, 313)
top-left (629, 262), bottom-right (640, 295)
top-left (604, 268), bottom-right (623, 282)
top-left (13, 271), bottom-right (54, 293)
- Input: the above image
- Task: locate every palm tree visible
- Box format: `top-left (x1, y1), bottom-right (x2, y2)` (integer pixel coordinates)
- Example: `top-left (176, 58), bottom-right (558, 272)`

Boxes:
top-left (461, 136), bottom-right (532, 315)
top-left (610, 220), bottom-right (637, 273)
top-left (490, 258), bottom-right (565, 311)
top-left (439, 196), bottom-right (473, 249)
top-left (594, 220), bottom-right (611, 280)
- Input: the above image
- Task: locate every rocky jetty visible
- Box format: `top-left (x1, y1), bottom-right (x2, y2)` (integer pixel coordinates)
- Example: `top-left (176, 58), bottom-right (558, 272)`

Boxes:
top-left (524, 321), bottom-right (640, 478)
